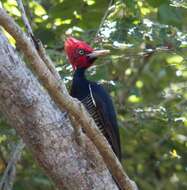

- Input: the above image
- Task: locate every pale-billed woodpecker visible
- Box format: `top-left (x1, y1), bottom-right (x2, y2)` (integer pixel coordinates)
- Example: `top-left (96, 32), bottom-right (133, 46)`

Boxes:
top-left (64, 37), bottom-right (121, 161)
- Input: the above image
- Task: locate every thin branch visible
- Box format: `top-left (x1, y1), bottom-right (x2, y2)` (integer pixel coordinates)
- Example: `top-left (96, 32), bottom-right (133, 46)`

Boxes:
top-left (69, 115), bottom-right (84, 146)
top-left (0, 8), bottom-right (138, 190)
top-left (16, 0), bottom-right (61, 81)
top-left (16, 0), bottom-right (81, 149)
top-left (0, 141), bottom-right (25, 190)
top-left (16, 0), bottom-right (33, 36)
top-left (37, 40), bottom-right (62, 81)
top-left (16, 0), bottom-right (81, 145)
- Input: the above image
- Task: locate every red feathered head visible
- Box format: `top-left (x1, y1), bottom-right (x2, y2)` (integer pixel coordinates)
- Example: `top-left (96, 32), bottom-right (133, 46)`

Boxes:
top-left (64, 37), bottom-right (110, 70)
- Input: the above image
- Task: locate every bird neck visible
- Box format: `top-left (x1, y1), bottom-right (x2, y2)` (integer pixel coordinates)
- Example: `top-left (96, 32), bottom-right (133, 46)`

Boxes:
top-left (73, 67), bottom-right (87, 80)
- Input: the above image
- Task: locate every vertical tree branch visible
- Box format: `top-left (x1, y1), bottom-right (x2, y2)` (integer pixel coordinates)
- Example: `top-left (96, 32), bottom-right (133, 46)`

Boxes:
top-left (0, 141), bottom-right (25, 190)
top-left (16, 0), bottom-right (62, 81)
top-left (16, 0), bottom-right (83, 145)
top-left (16, 0), bottom-right (33, 36)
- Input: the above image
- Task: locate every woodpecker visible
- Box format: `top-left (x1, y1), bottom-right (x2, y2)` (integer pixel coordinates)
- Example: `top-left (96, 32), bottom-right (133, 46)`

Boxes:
top-left (64, 37), bottom-right (121, 160)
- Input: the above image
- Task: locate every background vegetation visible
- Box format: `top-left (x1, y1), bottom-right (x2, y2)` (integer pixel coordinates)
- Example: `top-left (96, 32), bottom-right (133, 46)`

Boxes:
top-left (0, 0), bottom-right (187, 189)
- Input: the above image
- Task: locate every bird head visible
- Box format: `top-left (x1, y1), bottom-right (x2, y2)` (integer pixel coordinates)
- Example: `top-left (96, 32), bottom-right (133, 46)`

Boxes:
top-left (64, 37), bottom-right (110, 70)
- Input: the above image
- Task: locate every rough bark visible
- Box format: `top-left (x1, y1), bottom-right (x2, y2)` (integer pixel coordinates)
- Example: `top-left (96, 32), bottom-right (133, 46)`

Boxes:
top-left (0, 31), bottom-right (118, 190)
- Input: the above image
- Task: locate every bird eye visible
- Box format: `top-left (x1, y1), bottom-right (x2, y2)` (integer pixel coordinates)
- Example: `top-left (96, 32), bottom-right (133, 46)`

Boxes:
top-left (78, 49), bottom-right (85, 55)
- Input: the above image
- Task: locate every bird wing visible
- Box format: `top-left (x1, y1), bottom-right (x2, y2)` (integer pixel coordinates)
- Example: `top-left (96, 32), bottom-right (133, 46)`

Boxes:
top-left (90, 83), bottom-right (121, 160)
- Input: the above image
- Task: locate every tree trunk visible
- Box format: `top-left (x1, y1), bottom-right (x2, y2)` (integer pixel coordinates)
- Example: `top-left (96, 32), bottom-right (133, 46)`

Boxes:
top-left (0, 31), bottom-right (118, 190)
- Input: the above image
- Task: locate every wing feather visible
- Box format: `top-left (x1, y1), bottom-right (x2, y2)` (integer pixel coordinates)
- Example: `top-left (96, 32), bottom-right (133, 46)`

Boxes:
top-left (90, 84), bottom-right (121, 160)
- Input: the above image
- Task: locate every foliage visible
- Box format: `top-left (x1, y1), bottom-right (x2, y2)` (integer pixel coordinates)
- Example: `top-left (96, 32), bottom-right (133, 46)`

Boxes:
top-left (0, 0), bottom-right (187, 189)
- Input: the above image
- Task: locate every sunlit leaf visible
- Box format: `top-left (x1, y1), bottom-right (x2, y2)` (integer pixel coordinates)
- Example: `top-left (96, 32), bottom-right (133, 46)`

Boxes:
top-left (169, 149), bottom-right (181, 159)
top-left (128, 95), bottom-right (142, 103)
top-left (29, 1), bottom-right (46, 16)
top-left (83, 0), bottom-right (95, 6)
top-left (0, 134), bottom-right (7, 143)
top-left (166, 55), bottom-right (184, 64)
top-left (136, 80), bottom-right (143, 88)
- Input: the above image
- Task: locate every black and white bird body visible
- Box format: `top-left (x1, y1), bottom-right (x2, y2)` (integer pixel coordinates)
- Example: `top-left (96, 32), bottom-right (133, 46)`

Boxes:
top-left (65, 37), bottom-right (121, 160)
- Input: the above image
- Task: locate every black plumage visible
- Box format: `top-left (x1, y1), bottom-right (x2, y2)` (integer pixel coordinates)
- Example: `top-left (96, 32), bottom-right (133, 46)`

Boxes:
top-left (70, 68), bottom-right (121, 160)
